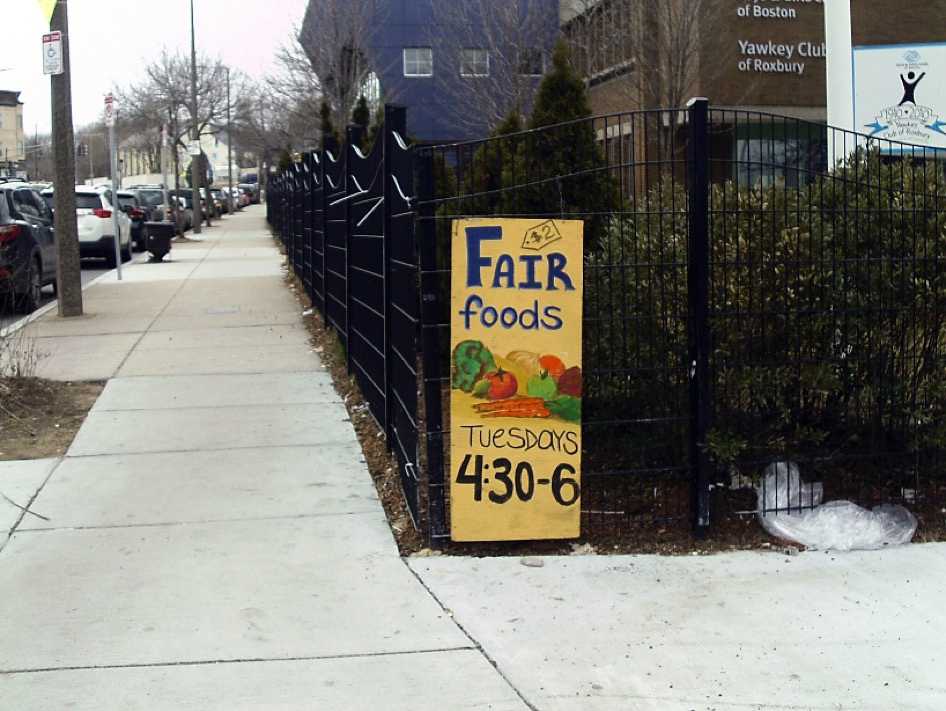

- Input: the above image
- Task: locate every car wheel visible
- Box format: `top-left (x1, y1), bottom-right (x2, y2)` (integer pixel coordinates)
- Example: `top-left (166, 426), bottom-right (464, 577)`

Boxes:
top-left (16, 258), bottom-right (42, 314)
top-left (105, 248), bottom-right (117, 269)
top-left (121, 241), bottom-right (132, 262)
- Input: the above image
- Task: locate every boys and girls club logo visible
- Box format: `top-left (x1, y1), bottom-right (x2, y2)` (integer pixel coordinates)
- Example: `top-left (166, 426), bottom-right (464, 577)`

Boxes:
top-left (865, 48), bottom-right (946, 145)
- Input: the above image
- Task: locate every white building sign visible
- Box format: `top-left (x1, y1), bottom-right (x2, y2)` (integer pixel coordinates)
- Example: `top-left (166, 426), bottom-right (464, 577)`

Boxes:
top-left (854, 43), bottom-right (946, 152)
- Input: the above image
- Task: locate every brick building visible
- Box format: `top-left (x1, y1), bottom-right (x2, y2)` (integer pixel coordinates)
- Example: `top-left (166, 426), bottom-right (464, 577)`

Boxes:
top-left (562, 0), bottom-right (945, 121)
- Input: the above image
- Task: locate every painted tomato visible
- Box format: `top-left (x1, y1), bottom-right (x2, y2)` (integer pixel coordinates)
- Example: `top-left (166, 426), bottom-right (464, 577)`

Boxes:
top-left (485, 369), bottom-right (518, 400)
top-left (538, 354), bottom-right (566, 380)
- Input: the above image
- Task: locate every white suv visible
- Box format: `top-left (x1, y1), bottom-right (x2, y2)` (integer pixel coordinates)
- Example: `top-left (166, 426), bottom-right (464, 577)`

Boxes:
top-left (42, 187), bottom-right (132, 267)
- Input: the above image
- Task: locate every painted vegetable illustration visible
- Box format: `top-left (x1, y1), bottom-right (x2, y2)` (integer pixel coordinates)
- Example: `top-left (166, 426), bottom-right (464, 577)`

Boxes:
top-left (484, 369), bottom-right (518, 400)
top-left (545, 395), bottom-right (581, 422)
top-left (527, 371), bottom-right (558, 400)
top-left (452, 340), bottom-right (496, 392)
top-left (507, 350), bottom-right (541, 376)
top-left (493, 356), bottom-right (529, 395)
top-left (539, 354), bottom-right (566, 380)
top-left (473, 397), bottom-right (551, 418)
top-left (557, 366), bottom-right (582, 397)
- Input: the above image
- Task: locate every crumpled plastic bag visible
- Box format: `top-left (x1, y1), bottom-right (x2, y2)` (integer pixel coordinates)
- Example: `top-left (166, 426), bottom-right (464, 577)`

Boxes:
top-left (756, 461), bottom-right (918, 551)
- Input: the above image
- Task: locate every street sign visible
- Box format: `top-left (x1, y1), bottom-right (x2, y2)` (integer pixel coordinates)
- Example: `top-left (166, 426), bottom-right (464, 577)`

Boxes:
top-left (187, 140), bottom-right (201, 156)
top-left (42, 31), bottom-right (63, 75)
top-left (449, 218), bottom-right (584, 542)
top-left (104, 93), bottom-right (115, 127)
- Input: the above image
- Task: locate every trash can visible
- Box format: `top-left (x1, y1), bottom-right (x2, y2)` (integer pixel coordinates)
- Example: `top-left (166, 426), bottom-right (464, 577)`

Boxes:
top-left (144, 221), bottom-right (174, 262)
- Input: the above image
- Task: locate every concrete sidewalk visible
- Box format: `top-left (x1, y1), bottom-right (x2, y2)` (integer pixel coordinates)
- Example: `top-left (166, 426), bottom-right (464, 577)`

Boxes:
top-left (412, 545), bottom-right (946, 710)
top-left (0, 208), bottom-right (528, 709)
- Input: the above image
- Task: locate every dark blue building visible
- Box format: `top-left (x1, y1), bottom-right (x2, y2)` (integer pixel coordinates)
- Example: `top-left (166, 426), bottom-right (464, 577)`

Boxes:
top-left (301, 0), bottom-right (560, 143)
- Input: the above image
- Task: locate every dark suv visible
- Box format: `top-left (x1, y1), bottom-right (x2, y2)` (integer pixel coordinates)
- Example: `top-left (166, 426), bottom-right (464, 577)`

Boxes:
top-left (117, 191), bottom-right (148, 251)
top-left (0, 182), bottom-right (57, 313)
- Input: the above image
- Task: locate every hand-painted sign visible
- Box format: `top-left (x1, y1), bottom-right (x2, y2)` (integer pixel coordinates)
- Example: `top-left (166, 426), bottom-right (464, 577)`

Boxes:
top-left (450, 218), bottom-right (583, 542)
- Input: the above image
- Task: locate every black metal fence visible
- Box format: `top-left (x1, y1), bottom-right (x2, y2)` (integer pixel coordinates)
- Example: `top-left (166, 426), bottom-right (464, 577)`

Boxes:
top-left (268, 100), bottom-right (946, 544)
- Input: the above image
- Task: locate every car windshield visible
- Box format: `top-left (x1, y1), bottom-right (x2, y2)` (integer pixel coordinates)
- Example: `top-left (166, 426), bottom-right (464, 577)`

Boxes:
top-left (173, 193), bottom-right (194, 208)
top-left (75, 194), bottom-right (102, 210)
top-left (118, 196), bottom-right (137, 209)
top-left (137, 190), bottom-right (163, 207)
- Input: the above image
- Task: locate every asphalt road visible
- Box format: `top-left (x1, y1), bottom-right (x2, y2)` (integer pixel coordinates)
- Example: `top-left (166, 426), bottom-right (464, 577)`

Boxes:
top-left (0, 262), bottom-right (109, 332)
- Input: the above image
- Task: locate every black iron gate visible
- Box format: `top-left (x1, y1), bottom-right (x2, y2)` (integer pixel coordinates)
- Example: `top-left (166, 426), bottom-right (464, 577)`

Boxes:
top-left (269, 100), bottom-right (946, 545)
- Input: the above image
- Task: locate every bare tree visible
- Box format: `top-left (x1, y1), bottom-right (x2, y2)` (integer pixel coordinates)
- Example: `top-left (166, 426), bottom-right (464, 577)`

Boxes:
top-left (563, 0), bottom-right (739, 111)
top-left (115, 50), bottom-right (244, 179)
top-left (228, 85), bottom-right (296, 183)
top-left (270, 31), bottom-right (324, 143)
top-left (298, 0), bottom-right (382, 132)
top-left (430, 0), bottom-right (556, 135)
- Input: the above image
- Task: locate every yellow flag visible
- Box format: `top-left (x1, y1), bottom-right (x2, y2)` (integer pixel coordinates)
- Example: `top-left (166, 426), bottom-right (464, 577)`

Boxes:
top-left (37, 0), bottom-right (57, 24)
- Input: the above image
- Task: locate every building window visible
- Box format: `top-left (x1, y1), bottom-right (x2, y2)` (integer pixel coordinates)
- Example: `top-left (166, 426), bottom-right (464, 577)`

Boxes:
top-left (403, 48), bottom-right (433, 77)
top-left (518, 48), bottom-right (544, 76)
top-left (460, 49), bottom-right (489, 77)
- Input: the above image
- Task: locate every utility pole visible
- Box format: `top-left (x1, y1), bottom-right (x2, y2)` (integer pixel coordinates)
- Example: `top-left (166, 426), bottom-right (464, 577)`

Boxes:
top-left (160, 122), bottom-right (169, 222)
top-left (106, 93), bottom-right (122, 280)
top-left (189, 0), bottom-right (203, 233)
top-left (50, 0), bottom-right (82, 317)
top-left (226, 67), bottom-right (233, 208)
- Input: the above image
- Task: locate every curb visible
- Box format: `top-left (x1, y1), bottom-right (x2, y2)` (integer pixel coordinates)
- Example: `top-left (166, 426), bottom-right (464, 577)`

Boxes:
top-left (0, 255), bottom-right (148, 340)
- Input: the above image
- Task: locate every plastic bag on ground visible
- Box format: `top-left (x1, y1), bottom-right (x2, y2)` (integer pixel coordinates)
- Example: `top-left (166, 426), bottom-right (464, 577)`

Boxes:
top-left (756, 461), bottom-right (918, 551)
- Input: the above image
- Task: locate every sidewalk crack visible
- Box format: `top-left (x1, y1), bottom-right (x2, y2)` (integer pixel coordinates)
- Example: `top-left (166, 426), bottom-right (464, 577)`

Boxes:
top-left (403, 559), bottom-right (541, 711)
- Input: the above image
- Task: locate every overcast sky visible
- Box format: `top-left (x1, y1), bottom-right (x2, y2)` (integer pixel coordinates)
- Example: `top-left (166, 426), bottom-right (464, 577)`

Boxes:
top-left (1, 0), bottom-right (308, 136)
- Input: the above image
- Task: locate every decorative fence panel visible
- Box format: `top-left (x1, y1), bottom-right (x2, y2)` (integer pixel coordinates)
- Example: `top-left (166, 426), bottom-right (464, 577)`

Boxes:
top-left (268, 101), bottom-right (946, 545)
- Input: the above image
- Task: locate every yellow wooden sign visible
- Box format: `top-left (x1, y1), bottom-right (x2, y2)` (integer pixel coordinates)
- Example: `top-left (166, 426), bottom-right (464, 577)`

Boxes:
top-left (36, 0), bottom-right (57, 24)
top-left (450, 218), bottom-right (583, 541)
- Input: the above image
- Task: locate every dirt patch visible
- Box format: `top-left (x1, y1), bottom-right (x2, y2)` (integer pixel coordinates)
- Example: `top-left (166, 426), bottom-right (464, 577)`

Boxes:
top-left (0, 378), bottom-right (104, 461)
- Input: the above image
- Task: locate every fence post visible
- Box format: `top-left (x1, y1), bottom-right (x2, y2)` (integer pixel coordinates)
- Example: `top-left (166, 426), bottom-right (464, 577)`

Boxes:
top-left (321, 137), bottom-right (336, 321)
top-left (382, 105), bottom-right (407, 444)
top-left (345, 126), bottom-right (363, 374)
top-left (417, 151), bottom-right (447, 546)
top-left (686, 97), bottom-right (712, 538)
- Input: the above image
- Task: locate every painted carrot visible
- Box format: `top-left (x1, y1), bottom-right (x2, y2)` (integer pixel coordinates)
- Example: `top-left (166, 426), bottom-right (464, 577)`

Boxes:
top-left (473, 397), bottom-right (544, 412)
top-left (482, 408), bottom-right (551, 419)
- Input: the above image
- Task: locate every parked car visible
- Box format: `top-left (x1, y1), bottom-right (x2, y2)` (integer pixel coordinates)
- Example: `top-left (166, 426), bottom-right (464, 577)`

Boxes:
top-left (116, 191), bottom-right (148, 251)
top-left (239, 183), bottom-right (260, 204)
top-left (229, 187), bottom-right (245, 209)
top-left (200, 188), bottom-right (221, 219)
top-left (42, 187), bottom-right (132, 267)
top-left (126, 186), bottom-right (168, 222)
top-left (168, 190), bottom-right (194, 231)
top-left (210, 188), bottom-right (231, 215)
top-left (0, 182), bottom-right (57, 312)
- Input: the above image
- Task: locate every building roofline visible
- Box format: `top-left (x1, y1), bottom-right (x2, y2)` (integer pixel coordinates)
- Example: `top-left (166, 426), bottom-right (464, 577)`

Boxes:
top-left (0, 90), bottom-right (23, 107)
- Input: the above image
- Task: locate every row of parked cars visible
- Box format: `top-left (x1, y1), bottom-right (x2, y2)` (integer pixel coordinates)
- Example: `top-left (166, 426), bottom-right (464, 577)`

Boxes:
top-left (0, 179), bottom-right (260, 314)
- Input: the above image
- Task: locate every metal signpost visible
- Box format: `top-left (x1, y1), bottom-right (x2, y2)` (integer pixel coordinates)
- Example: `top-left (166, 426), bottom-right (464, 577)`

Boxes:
top-left (160, 124), bottom-right (170, 222)
top-left (105, 93), bottom-right (122, 280)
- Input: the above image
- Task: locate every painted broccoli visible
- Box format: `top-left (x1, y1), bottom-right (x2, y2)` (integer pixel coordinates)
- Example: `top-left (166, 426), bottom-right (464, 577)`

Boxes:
top-left (451, 340), bottom-right (496, 392)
